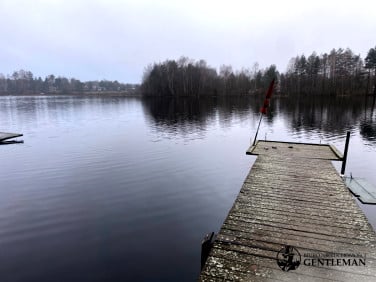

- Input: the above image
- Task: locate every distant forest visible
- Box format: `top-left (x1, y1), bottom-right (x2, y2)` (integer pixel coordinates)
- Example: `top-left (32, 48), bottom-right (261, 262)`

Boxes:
top-left (2, 46), bottom-right (376, 97)
top-left (142, 46), bottom-right (376, 97)
top-left (0, 71), bottom-right (139, 95)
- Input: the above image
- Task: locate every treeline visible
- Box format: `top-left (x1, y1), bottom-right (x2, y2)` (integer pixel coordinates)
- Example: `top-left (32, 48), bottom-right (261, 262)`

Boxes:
top-left (141, 57), bottom-right (277, 97)
top-left (142, 46), bottom-right (376, 97)
top-left (0, 70), bottom-right (139, 95)
top-left (281, 47), bottom-right (376, 96)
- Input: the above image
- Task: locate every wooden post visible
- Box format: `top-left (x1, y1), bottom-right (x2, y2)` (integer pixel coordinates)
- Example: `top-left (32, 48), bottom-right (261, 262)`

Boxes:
top-left (252, 113), bottom-right (263, 146)
top-left (341, 131), bottom-right (351, 175)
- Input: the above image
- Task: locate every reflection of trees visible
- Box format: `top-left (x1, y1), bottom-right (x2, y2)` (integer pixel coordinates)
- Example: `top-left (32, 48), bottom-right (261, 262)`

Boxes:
top-left (142, 96), bottom-right (375, 142)
top-left (141, 97), bottom-right (215, 139)
top-left (142, 97), bottom-right (214, 124)
top-left (360, 120), bottom-right (376, 143)
top-left (359, 96), bottom-right (376, 143)
top-left (141, 96), bottom-right (259, 137)
top-left (277, 97), bottom-right (368, 136)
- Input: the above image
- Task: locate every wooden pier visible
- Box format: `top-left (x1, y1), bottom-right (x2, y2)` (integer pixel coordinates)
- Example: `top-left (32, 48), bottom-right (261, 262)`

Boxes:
top-left (199, 140), bottom-right (376, 281)
top-left (0, 132), bottom-right (23, 142)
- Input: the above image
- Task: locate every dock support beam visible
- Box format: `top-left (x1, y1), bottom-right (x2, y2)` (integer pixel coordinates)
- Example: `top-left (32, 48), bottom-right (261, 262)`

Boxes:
top-left (201, 232), bottom-right (215, 270)
top-left (341, 131), bottom-right (351, 176)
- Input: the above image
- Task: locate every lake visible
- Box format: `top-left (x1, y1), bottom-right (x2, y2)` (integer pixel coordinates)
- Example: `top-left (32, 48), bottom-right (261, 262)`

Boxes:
top-left (0, 95), bottom-right (375, 281)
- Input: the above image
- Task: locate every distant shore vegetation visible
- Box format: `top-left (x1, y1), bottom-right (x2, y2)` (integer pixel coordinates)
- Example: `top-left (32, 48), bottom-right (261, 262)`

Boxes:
top-left (2, 46), bottom-right (376, 98)
top-left (142, 46), bottom-right (376, 97)
top-left (0, 72), bottom-right (139, 95)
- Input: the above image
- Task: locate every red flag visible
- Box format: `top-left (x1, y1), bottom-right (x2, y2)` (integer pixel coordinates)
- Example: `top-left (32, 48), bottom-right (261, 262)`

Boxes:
top-left (260, 78), bottom-right (275, 114)
top-left (265, 78), bottom-right (275, 99)
top-left (260, 107), bottom-right (267, 114)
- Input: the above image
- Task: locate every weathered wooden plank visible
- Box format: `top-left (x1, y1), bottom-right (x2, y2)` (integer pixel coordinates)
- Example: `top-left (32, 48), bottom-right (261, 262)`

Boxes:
top-left (215, 231), bottom-right (376, 260)
top-left (200, 141), bottom-right (376, 281)
top-left (231, 204), bottom-right (371, 228)
top-left (225, 216), bottom-right (376, 243)
top-left (234, 196), bottom-right (367, 217)
top-left (0, 132), bottom-right (23, 142)
top-left (222, 221), bottom-right (374, 246)
top-left (229, 209), bottom-right (371, 232)
top-left (246, 140), bottom-right (343, 161)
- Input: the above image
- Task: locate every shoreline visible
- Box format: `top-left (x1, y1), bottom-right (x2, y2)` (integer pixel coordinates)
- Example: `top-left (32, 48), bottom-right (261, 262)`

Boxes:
top-left (0, 91), bottom-right (141, 97)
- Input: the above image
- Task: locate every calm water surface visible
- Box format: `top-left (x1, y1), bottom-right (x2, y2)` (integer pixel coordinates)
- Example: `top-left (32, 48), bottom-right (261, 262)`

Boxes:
top-left (0, 95), bottom-right (375, 281)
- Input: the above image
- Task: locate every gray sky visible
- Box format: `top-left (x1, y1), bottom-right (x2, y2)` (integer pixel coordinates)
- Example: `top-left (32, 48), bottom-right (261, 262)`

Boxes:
top-left (1, 0), bottom-right (375, 83)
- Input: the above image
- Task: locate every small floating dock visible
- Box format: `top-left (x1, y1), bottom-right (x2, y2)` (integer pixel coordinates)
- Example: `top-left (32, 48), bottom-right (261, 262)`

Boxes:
top-left (344, 177), bottom-right (376, 204)
top-left (0, 132), bottom-right (23, 143)
top-left (199, 140), bottom-right (376, 281)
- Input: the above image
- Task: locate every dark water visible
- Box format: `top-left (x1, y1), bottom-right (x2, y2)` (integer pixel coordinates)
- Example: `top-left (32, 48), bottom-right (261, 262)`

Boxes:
top-left (0, 95), bottom-right (375, 281)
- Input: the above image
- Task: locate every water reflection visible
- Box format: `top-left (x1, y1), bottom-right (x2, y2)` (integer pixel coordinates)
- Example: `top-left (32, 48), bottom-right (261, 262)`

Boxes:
top-left (141, 96), bottom-right (376, 141)
top-left (141, 96), bottom-right (258, 140)
top-left (360, 120), bottom-right (376, 143)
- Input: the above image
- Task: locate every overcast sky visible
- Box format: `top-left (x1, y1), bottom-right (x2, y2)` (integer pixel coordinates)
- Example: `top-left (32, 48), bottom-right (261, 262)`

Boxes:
top-left (1, 0), bottom-right (375, 83)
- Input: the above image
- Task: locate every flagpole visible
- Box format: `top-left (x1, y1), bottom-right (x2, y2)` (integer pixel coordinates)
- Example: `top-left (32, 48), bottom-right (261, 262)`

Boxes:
top-left (251, 78), bottom-right (275, 146)
top-left (252, 113), bottom-right (263, 146)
